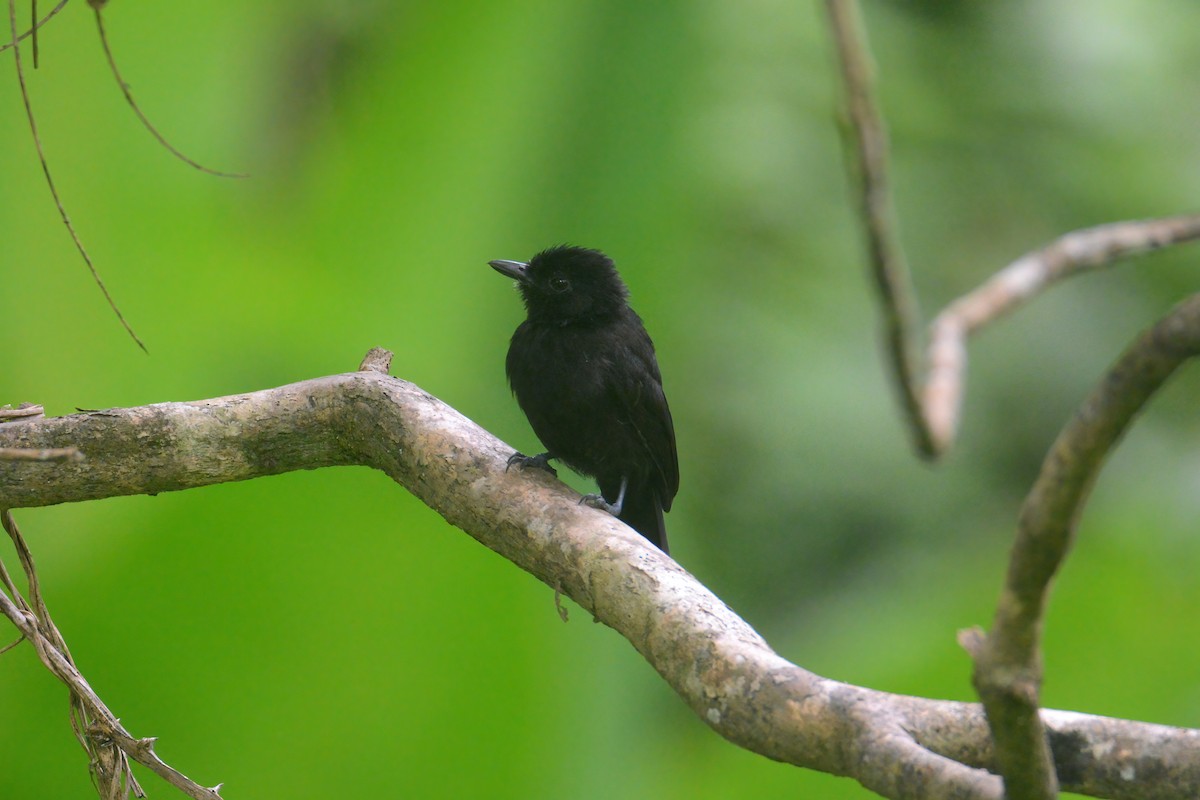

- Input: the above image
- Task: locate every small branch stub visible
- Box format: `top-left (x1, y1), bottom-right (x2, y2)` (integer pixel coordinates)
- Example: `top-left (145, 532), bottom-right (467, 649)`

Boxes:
top-left (358, 347), bottom-right (393, 374)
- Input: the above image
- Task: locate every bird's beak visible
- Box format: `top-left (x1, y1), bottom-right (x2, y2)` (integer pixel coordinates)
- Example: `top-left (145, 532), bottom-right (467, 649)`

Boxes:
top-left (489, 259), bottom-right (529, 282)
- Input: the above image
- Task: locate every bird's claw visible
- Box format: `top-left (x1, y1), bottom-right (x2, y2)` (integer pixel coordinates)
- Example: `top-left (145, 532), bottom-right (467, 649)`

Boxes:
top-left (579, 493), bottom-right (619, 516)
top-left (506, 451), bottom-right (557, 476)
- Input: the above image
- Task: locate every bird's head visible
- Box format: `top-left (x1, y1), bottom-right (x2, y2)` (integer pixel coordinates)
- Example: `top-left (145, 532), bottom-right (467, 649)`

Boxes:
top-left (490, 245), bottom-right (630, 325)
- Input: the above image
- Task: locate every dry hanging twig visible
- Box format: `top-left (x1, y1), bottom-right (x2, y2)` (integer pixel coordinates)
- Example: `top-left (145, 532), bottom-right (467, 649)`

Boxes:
top-left (6, 0), bottom-right (147, 352)
top-left (0, 0), bottom-right (65, 55)
top-left (90, 2), bottom-right (247, 178)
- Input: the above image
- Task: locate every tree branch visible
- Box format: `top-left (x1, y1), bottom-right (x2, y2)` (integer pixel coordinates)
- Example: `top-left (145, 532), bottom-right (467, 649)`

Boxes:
top-left (926, 217), bottom-right (1200, 452)
top-left (825, 0), bottom-right (932, 457)
top-left (961, 293), bottom-right (1200, 800)
top-left (2, 355), bottom-right (1197, 799)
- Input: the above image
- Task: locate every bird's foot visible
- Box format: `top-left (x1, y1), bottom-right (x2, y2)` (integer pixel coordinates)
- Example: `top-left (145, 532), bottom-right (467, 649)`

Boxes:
top-left (506, 451), bottom-right (557, 476)
top-left (579, 476), bottom-right (627, 517)
top-left (579, 493), bottom-right (621, 517)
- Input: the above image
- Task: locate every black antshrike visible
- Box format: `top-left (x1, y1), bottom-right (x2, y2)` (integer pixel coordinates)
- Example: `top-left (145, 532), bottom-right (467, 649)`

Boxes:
top-left (489, 245), bottom-right (679, 553)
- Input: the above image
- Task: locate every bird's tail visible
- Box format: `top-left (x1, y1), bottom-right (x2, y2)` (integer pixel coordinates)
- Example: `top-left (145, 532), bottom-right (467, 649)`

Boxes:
top-left (618, 487), bottom-right (669, 555)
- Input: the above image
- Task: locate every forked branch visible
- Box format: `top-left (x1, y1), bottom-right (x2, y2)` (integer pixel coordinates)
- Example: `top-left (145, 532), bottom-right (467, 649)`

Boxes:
top-left (824, 0), bottom-right (1200, 459)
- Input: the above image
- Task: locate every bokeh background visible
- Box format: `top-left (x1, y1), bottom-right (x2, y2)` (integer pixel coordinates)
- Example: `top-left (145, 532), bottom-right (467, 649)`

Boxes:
top-left (2, 1), bottom-right (1199, 797)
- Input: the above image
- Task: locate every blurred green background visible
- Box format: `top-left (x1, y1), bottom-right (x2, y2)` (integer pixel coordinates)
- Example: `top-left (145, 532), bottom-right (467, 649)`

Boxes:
top-left (2, 1), bottom-right (1199, 798)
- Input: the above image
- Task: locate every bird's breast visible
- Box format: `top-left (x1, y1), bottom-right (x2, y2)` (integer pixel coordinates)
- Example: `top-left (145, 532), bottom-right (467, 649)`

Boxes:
top-left (505, 321), bottom-right (626, 470)
top-left (507, 323), bottom-right (609, 401)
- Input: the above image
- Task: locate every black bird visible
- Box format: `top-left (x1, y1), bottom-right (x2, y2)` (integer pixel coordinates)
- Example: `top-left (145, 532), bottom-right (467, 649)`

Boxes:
top-left (490, 245), bottom-right (679, 553)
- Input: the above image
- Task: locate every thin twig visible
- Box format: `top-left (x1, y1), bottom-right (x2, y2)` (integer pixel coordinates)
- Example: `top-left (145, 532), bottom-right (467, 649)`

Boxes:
top-left (7, 0), bottom-right (148, 352)
top-left (1, 510), bottom-right (141, 800)
top-left (0, 511), bottom-right (221, 799)
top-left (962, 293), bottom-right (1200, 800)
top-left (925, 215), bottom-right (1200, 451)
top-left (92, 6), bottom-right (247, 178)
top-left (825, 0), bottom-right (933, 457)
top-left (0, 0), bottom-right (65, 54)
top-left (0, 403), bottom-right (45, 420)
top-left (0, 539), bottom-right (25, 607)
top-left (0, 632), bottom-right (26, 654)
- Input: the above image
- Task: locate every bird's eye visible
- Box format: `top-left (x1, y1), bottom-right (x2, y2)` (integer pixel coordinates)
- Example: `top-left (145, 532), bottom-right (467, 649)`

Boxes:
top-left (549, 276), bottom-right (570, 292)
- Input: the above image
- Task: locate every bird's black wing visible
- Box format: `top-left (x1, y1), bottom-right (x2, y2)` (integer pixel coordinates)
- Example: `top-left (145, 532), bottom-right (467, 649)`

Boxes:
top-left (606, 321), bottom-right (679, 511)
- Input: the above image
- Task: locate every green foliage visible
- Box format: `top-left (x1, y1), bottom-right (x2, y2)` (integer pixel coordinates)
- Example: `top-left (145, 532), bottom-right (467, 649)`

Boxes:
top-left (2, 2), bottom-right (1198, 797)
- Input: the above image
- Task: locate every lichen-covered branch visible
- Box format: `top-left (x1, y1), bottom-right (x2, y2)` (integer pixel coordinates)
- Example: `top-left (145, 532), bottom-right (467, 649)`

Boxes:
top-left (2, 356), bottom-right (1197, 799)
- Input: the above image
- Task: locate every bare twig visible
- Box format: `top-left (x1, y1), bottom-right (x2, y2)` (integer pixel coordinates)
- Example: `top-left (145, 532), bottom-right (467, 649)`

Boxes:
top-left (2, 361), bottom-right (1198, 799)
top-left (0, 511), bottom-right (222, 800)
top-left (926, 216), bottom-right (1200, 451)
top-left (0, 0), bottom-right (65, 54)
top-left (0, 534), bottom-right (25, 604)
top-left (1, 510), bottom-right (144, 799)
top-left (825, 0), bottom-right (1200, 461)
top-left (961, 293), bottom-right (1200, 799)
top-left (825, 0), bottom-right (933, 457)
top-left (92, 5), bottom-right (247, 178)
top-left (7, 0), bottom-right (147, 352)
top-left (0, 403), bottom-right (45, 420)
top-left (0, 587), bottom-right (222, 799)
